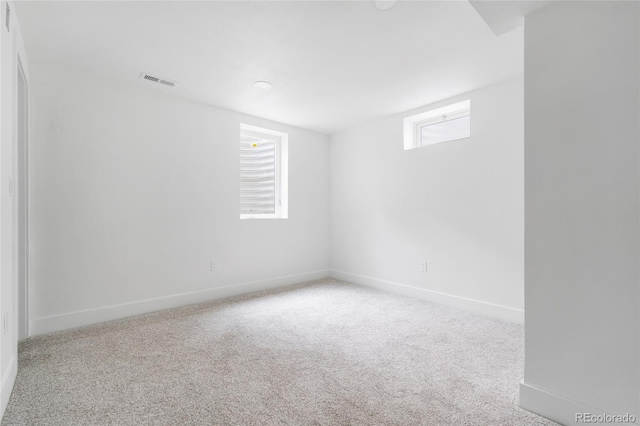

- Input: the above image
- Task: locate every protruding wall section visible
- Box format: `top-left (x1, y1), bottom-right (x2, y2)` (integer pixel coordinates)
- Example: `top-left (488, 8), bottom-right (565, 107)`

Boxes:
top-left (521, 1), bottom-right (640, 423)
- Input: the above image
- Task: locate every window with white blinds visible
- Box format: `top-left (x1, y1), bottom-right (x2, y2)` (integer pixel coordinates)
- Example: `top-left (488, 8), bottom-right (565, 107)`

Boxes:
top-left (240, 124), bottom-right (288, 219)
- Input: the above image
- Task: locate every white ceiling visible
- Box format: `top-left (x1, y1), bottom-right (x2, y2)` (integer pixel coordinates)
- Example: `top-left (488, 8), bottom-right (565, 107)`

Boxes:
top-left (15, 1), bottom-right (525, 135)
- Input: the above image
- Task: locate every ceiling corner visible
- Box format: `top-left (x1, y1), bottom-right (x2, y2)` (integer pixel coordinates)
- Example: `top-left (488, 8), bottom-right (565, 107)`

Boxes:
top-left (468, 0), bottom-right (555, 37)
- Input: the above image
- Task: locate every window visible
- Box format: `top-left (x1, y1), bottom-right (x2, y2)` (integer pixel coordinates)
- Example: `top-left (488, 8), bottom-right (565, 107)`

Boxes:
top-left (240, 124), bottom-right (288, 219)
top-left (403, 99), bottom-right (470, 150)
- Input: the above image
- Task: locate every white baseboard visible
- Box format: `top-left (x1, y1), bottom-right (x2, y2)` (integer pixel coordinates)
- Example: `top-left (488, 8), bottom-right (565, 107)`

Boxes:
top-left (519, 381), bottom-right (639, 426)
top-left (329, 270), bottom-right (524, 323)
top-left (0, 356), bottom-right (17, 419)
top-left (31, 269), bottom-right (330, 336)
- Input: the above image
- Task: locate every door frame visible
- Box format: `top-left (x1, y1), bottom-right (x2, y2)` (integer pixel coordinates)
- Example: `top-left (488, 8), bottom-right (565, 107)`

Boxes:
top-left (15, 53), bottom-right (29, 341)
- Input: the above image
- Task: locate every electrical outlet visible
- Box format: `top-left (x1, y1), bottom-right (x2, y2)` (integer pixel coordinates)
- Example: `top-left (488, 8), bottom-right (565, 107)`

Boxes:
top-left (419, 261), bottom-right (427, 273)
top-left (210, 261), bottom-right (217, 272)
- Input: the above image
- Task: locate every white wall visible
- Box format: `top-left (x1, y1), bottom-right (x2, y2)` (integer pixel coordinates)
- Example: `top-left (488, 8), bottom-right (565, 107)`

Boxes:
top-left (29, 63), bottom-right (330, 335)
top-left (329, 77), bottom-right (524, 322)
top-left (0, 0), bottom-right (29, 417)
top-left (521, 1), bottom-right (639, 424)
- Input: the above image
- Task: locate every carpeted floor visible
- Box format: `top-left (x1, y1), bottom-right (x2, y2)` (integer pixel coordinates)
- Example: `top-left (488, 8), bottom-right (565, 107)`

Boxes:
top-left (2, 279), bottom-right (556, 425)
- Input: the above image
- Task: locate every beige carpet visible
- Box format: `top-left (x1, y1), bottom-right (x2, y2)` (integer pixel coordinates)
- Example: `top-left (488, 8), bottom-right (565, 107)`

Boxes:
top-left (2, 279), bottom-right (555, 425)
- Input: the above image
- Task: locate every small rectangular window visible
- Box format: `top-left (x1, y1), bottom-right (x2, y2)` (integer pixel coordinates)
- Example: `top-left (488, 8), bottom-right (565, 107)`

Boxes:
top-left (240, 124), bottom-right (288, 219)
top-left (403, 99), bottom-right (470, 150)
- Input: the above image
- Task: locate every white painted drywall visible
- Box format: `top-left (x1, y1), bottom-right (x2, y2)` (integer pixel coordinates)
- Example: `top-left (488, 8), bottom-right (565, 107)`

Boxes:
top-left (28, 63), bottom-right (329, 333)
top-left (522, 1), bottom-right (639, 423)
top-left (0, 0), bottom-right (30, 417)
top-left (329, 77), bottom-right (525, 319)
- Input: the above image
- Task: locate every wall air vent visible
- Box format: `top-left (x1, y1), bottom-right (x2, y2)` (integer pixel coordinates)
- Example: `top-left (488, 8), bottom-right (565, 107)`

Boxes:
top-left (139, 73), bottom-right (177, 87)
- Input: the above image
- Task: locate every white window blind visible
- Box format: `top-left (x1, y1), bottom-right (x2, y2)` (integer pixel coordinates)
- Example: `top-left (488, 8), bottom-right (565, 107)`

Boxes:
top-left (418, 111), bottom-right (470, 147)
top-left (240, 130), bottom-right (278, 216)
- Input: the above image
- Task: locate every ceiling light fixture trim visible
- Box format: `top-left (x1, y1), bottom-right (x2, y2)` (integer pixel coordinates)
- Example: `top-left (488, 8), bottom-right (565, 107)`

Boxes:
top-left (373, 0), bottom-right (397, 11)
top-left (254, 81), bottom-right (272, 90)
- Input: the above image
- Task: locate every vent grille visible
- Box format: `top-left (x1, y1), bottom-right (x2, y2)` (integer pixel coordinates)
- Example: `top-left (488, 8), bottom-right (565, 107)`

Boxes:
top-left (139, 73), bottom-right (176, 87)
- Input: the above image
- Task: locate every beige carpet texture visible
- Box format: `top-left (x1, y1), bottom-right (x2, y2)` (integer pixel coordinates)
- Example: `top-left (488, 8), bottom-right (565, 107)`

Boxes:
top-left (2, 279), bottom-right (555, 425)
